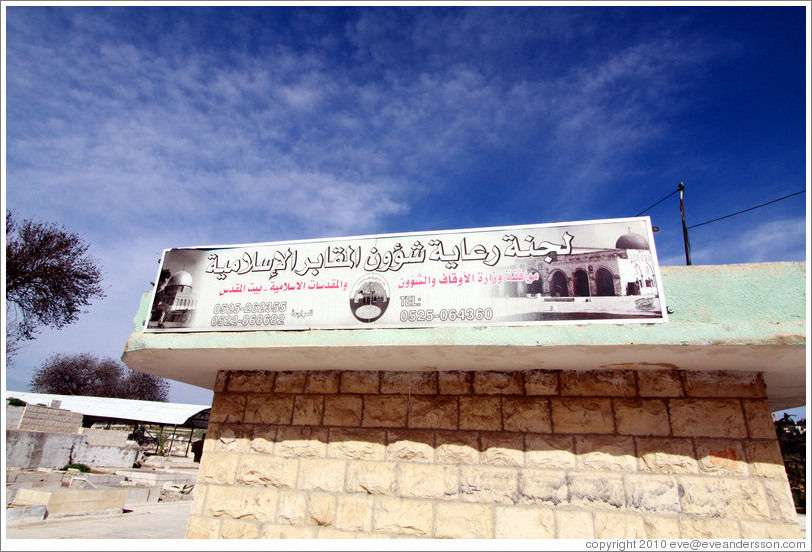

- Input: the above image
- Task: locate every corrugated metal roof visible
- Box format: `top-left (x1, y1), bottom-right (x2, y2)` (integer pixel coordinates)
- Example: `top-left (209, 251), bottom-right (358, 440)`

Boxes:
top-left (6, 391), bottom-right (210, 427)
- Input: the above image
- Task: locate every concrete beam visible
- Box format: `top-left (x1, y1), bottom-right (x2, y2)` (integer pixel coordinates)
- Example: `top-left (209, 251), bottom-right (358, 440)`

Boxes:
top-left (122, 262), bottom-right (806, 410)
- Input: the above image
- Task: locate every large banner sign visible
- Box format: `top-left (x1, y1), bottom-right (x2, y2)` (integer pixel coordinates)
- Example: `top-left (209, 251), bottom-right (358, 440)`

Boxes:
top-left (144, 217), bottom-right (667, 333)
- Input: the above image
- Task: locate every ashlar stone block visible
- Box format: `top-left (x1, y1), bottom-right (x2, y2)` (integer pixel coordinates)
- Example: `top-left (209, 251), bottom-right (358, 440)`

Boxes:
top-left (398, 464), bottom-right (458, 499)
top-left (682, 370), bottom-right (766, 398)
top-left (345, 461), bottom-right (397, 495)
top-left (373, 497), bottom-right (433, 537)
top-left (249, 426), bottom-right (278, 455)
top-left (669, 399), bottom-right (747, 438)
top-left (459, 466), bottom-right (518, 504)
top-left (643, 516), bottom-right (681, 538)
top-left (275, 426), bottom-right (327, 458)
top-left (551, 398), bottom-right (614, 434)
top-left (614, 399), bottom-right (670, 436)
top-left (244, 394), bottom-right (294, 425)
top-left (567, 472), bottom-right (625, 510)
top-left (203, 485), bottom-right (278, 521)
top-left (743, 399), bottom-right (779, 439)
top-left (679, 518), bottom-right (740, 539)
top-left (556, 510), bottom-right (595, 539)
top-left (227, 371), bottom-right (275, 393)
top-left (362, 395), bottom-right (408, 427)
top-left (519, 469), bottom-right (568, 506)
top-left (438, 371), bottom-right (472, 395)
top-left (219, 518), bottom-right (260, 539)
top-left (214, 423), bottom-right (252, 454)
top-left (677, 476), bottom-right (771, 520)
top-left (502, 396), bottom-right (551, 433)
top-left (745, 440), bottom-right (788, 479)
top-left (209, 393), bottom-right (246, 424)
top-left (408, 396), bottom-right (458, 430)
top-left (624, 474), bottom-right (681, 514)
top-left (473, 371), bottom-right (523, 395)
top-left (306, 492), bottom-right (336, 526)
top-left (435, 502), bottom-right (494, 538)
top-left (198, 452), bottom-right (240, 485)
top-left (335, 494), bottom-right (373, 532)
top-left (298, 458), bottom-right (346, 492)
top-left (695, 439), bottom-right (748, 476)
top-left (637, 370), bottom-right (683, 397)
top-left (339, 371), bottom-right (380, 394)
top-left (323, 394), bottom-right (363, 427)
top-left (213, 370), bottom-right (229, 394)
top-left (636, 437), bottom-right (698, 474)
top-left (436, 431), bottom-right (479, 465)
top-left (386, 430), bottom-right (435, 463)
top-left (186, 515), bottom-right (220, 539)
top-left (577, 435), bottom-right (637, 472)
top-left (760, 479), bottom-right (800, 523)
top-left (740, 521), bottom-right (802, 539)
top-left (261, 525), bottom-right (316, 539)
top-left (494, 505), bottom-right (556, 538)
top-left (273, 371), bottom-right (306, 393)
top-left (480, 432), bottom-right (524, 467)
top-left (304, 371), bottom-right (340, 393)
top-left (525, 434), bottom-right (576, 470)
top-left (594, 512), bottom-right (647, 538)
top-left (276, 491), bottom-right (307, 525)
top-left (292, 394), bottom-right (324, 426)
top-left (524, 370), bottom-right (558, 396)
top-left (236, 455), bottom-right (298, 488)
top-left (560, 370), bottom-right (636, 397)
top-left (327, 428), bottom-right (386, 461)
top-left (381, 372), bottom-right (437, 394)
top-left (459, 396), bottom-right (502, 431)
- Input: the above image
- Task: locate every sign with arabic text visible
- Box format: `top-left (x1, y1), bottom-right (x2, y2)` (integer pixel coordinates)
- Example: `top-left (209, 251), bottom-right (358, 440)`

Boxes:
top-left (144, 217), bottom-right (667, 332)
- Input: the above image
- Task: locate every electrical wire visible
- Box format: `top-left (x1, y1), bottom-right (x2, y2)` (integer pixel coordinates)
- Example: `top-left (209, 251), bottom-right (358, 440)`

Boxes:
top-left (687, 189), bottom-right (806, 229)
top-left (635, 188), bottom-right (680, 216)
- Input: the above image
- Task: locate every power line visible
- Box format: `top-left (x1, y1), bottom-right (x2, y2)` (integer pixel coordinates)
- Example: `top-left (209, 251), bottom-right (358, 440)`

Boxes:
top-left (635, 188), bottom-right (680, 216)
top-left (687, 189), bottom-right (806, 229)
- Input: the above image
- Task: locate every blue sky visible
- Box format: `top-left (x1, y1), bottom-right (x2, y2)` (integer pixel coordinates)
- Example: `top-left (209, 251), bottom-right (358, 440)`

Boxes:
top-left (3, 3), bottom-right (809, 409)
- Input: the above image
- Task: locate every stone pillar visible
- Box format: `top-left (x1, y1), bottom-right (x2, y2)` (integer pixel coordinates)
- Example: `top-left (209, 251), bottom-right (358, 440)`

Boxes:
top-left (186, 368), bottom-right (800, 539)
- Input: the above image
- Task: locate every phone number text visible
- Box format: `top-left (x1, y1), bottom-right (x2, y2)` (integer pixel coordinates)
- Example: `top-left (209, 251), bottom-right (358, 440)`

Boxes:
top-left (399, 307), bottom-right (493, 323)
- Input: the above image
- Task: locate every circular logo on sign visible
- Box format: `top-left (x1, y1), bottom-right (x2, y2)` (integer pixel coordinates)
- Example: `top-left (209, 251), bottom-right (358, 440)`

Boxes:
top-left (349, 274), bottom-right (390, 323)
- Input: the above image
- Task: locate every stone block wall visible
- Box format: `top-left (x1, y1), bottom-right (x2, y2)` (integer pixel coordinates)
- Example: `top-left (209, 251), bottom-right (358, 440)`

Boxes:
top-left (79, 428), bottom-right (131, 447)
top-left (16, 404), bottom-right (83, 434)
top-left (187, 369), bottom-right (800, 539)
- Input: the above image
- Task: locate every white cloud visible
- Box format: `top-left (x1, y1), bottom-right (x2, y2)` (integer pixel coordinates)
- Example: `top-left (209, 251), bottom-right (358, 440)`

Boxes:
top-left (689, 217), bottom-right (807, 265)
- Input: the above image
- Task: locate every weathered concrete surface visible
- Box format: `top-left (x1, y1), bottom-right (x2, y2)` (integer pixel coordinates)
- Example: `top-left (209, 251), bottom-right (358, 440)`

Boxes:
top-left (5, 405), bottom-right (24, 429)
top-left (4, 500), bottom-right (192, 539)
top-left (6, 429), bottom-right (141, 470)
top-left (122, 262), bottom-right (806, 410)
top-left (6, 505), bottom-right (47, 525)
top-left (13, 487), bottom-right (128, 517)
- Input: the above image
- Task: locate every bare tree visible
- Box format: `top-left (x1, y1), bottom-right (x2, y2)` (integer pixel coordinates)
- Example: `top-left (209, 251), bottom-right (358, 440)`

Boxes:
top-left (29, 353), bottom-right (170, 402)
top-left (6, 211), bottom-right (105, 360)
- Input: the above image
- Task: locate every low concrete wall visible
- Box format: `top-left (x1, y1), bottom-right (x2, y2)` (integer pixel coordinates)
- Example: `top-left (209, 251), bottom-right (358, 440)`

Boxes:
top-left (5, 405), bottom-right (24, 429)
top-left (80, 428), bottom-right (131, 447)
top-left (14, 487), bottom-right (128, 517)
top-left (6, 429), bottom-right (142, 470)
top-left (17, 404), bottom-right (83, 434)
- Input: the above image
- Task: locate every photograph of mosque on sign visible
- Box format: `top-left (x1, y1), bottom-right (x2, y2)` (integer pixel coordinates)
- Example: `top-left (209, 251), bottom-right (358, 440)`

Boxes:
top-left (493, 223), bottom-right (663, 321)
top-left (146, 249), bottom-right (207, 330)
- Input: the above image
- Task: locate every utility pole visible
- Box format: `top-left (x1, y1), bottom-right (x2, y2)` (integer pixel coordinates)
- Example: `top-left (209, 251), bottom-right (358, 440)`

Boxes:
top-left (679, 182), bottom-right (692, 265)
